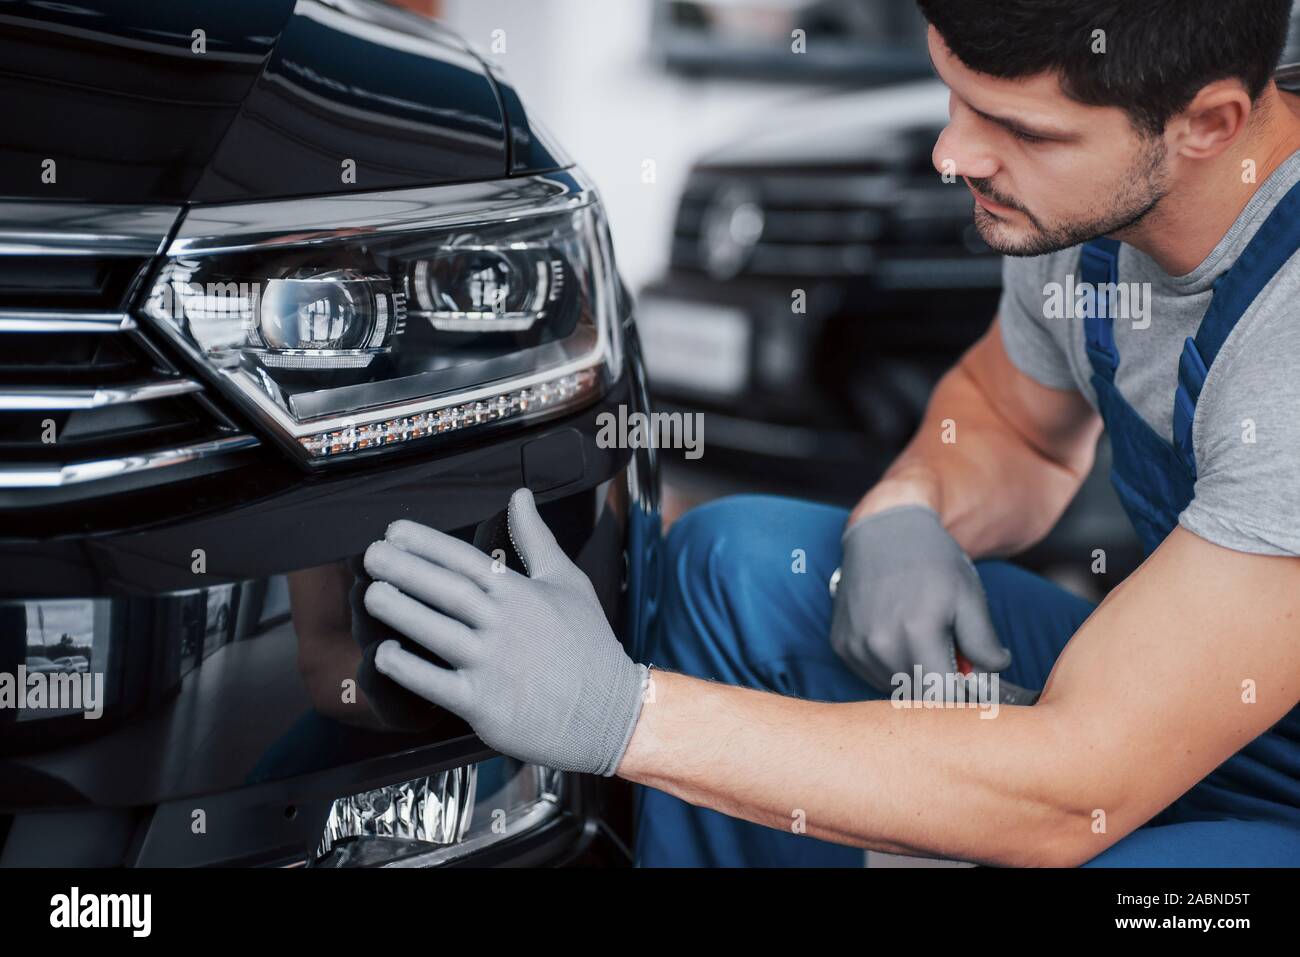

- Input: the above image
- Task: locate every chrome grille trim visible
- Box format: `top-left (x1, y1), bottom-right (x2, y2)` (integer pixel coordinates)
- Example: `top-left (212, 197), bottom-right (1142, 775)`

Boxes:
top-left (0, 435), bottom-right (261, 489)
top-left (0, 378), bottom-right (204, 411)
top-left (0, 311), bottom-right (137, 333)
top-left (0, 201), bottom-right (262, 492)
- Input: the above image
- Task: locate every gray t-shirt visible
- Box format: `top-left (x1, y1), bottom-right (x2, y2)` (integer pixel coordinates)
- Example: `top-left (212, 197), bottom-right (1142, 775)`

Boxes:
top-left (998, 139), bottom-right (1300, 558)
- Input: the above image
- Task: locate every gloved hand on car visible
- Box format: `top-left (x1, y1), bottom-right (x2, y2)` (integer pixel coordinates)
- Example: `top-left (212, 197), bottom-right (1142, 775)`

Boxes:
top-left (829, 504), bottom-right (1034, 703)
top-left (362, 487), bottom-right (651, 777)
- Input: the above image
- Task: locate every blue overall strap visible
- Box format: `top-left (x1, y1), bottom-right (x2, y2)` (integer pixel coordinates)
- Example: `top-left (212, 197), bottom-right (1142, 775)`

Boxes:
top-left (1080, 238), bottom-right (1122, 382)
top-left (1173, 178), bottom-right (1300, 475)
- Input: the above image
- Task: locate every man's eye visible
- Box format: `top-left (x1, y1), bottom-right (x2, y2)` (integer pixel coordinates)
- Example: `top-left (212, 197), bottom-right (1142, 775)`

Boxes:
top-left (1011, 128), bottom-right (1047, 144)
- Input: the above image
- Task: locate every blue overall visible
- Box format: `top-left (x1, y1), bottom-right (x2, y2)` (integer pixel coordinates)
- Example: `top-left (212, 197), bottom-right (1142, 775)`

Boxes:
top-left (632, 183), bottom-right (1300, 867)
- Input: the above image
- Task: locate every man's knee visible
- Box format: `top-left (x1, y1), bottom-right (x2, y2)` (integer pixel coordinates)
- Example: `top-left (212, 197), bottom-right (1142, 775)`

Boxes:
top-left (663, 495), bottom-right (784, 604)
top-left (652, 494), bottom-right (847, 679)
top-left (663, 494), bottom-right (844, 603)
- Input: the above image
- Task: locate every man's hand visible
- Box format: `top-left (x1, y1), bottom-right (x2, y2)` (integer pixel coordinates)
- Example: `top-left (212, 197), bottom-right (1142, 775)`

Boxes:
top-left (362, 487), bottom-right (649, 777)
top-left (829, 504), bottom-right (1013, 694)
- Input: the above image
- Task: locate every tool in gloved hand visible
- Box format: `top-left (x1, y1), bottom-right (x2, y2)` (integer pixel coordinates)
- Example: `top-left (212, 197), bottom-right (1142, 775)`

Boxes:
top-left (364, 487), bottom-right (651, 777)
top-left (828, 504), bottom-right (1039, 705)
top-left (953, 650), bottom-right (1040, 706)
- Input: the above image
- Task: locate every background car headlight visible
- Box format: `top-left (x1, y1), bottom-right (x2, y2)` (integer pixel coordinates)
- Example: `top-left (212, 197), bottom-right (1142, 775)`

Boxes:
top-left (142, 171), bottom-right (621, 464)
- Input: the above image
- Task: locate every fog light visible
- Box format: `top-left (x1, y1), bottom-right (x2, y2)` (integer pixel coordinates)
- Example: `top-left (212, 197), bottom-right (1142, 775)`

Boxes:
top-left (314, 758), bottom-right (564, 867)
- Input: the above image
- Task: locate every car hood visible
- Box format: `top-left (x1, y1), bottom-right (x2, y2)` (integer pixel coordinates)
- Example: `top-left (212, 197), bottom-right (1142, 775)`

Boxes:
top-left (698, 80), bottom-right (949, 171)
top-left (0, 0), bottom-right (510, 204)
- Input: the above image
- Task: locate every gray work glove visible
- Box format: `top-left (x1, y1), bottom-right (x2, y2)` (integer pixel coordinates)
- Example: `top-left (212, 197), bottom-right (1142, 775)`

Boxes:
top-left (363, 487), bottom-right (650, 777)
top-left (829, 504), bottom-right (1026, 702)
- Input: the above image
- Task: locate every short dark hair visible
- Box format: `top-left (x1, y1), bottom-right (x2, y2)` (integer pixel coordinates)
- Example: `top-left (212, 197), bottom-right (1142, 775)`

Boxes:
top-left (916, 0), bottom-right (1294, 134)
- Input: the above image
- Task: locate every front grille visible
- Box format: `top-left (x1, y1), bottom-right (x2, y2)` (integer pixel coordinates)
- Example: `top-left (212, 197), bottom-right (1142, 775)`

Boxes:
top-left (0, 329), bottom-right (209, 461)
top-left (671, 168), bottom-right (1001, 287)
top-left (0, 255), bottom-right (147, 311)
top-left (0, 203), bottom-right (260, 494)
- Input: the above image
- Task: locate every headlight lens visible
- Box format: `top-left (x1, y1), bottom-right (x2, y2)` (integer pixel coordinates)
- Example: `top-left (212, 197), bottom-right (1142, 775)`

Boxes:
top-left (253, 269), bottom-right (399, 365)
top-left (409, 242), bottom-right (563, 332)
top-left (141, 172), bottom-right (619, 463)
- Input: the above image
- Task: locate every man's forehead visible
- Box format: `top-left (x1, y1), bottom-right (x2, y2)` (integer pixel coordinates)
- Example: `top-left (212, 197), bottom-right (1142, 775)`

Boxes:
top-left (926, 26), bottom-right (1098, 136)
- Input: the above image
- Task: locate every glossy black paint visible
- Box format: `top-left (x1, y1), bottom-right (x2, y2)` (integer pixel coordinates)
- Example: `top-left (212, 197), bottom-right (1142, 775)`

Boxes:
top-left (0, 0), bottom-right (293, 203)
top-left (191, 0), bottom-right (507, 201)
top-left (485, 61), bottom-right (573, 176)
top-left (0, 0), bottom-right (567, 204)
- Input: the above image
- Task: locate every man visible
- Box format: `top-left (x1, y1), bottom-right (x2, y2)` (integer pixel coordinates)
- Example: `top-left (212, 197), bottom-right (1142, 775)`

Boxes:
top-left (361, 0), bottom-right (1300, 866)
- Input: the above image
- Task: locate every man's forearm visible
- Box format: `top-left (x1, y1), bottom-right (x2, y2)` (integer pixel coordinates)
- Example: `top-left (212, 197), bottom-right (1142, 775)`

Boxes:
top-left (616, 668), bottom-right (1093, 867)
top-left (853, 355), bottom-right (1095, 559)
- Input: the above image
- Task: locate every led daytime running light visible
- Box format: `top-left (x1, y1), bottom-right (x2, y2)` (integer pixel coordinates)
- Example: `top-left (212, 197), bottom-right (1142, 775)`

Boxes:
top-left (299, 368), bottom-right (598, 457)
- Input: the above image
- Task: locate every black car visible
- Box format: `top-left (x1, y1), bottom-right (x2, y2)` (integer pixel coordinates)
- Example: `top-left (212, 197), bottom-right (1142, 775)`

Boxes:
top-left (0, 0), bottom-right (660, 867)
top-left (639, 78), bottom-right (1142, 582)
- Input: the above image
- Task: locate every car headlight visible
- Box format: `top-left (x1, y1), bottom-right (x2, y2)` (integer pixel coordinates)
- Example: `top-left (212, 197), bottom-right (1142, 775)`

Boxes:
top-left (141, 171), bottom-right (620, 464)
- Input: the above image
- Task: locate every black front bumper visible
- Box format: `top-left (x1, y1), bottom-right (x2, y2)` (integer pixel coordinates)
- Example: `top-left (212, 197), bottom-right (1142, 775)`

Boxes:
top-left (0, 329), bottom-right (663, 867)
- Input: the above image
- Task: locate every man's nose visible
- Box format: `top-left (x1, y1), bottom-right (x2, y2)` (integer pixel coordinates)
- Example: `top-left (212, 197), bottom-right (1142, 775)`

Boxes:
top-left (932, 117), bottom-right (999, 182)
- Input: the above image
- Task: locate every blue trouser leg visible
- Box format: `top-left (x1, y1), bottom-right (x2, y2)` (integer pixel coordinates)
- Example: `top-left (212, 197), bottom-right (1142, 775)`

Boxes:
top-left (632, 494), bottom-right (1096, 867)
top-left (1081, 818), bottom-right (1300, 866)
top-left (632, 494), bottom-right (1300, 867)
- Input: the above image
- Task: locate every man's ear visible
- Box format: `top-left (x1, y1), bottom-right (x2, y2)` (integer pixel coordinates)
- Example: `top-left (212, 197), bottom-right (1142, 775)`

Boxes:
top-left (1168, 78), bottom-right (1256, 160)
